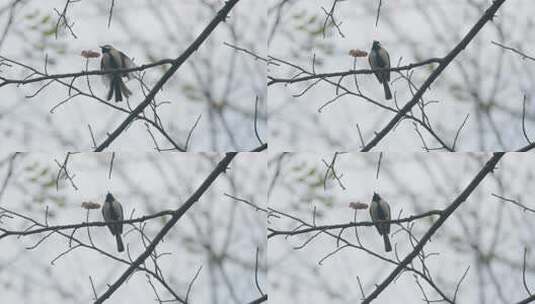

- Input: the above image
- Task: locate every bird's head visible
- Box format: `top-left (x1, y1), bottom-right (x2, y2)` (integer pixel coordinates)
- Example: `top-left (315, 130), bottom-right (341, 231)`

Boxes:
top-left (105, 192), bottom-right (114, 203)
top-left (100, 45), bottom-right (113, 53)
top-left (372, 40), bottom-right (381, 50)
top-left (372, 192), bottom-right (381, 202)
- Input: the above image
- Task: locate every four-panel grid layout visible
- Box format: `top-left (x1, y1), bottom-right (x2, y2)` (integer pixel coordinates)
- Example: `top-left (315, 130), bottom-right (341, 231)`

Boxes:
top-left (1, 1), bottom-right (534, 303)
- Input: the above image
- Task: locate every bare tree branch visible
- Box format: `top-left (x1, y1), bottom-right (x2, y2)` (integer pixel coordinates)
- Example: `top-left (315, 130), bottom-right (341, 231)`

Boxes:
top-left (492, 40), bottom-right (535, 62)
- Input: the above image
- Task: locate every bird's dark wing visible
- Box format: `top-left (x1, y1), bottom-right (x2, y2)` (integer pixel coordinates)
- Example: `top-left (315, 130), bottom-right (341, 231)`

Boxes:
top-left (370, 203), bottom-right (384, 235)
top-left (116, 201), bottom-right (124, 234)
top-left (101, 54), bottom-right (113, 85)
top-left (378, 47), bottom-right (391, 82)
top-left (119, 51), bottom-right (135, 79)
top-left (102, 204), bottom-right (116, 235)
top-left (368, 52), bottom-right (384, 83)
top-left (382, 200), bottom-right (391, 234)
top-left (107, 200), bottom-right (124, 234)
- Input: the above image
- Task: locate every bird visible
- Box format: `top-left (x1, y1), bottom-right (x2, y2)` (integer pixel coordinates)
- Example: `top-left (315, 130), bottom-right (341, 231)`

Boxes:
top-left (102, 192), bottom-right (125, 252)
top-left (100, 45), bottom-right (135, 102)
top-left (368, 40), bottom-right (392, 100)
top-left (369, 192), bottom-right (392, 252)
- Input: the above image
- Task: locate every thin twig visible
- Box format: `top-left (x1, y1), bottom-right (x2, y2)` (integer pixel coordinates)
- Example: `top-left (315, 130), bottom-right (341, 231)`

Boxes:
top-left (185, 266), bottom-right (203, 303)
top-left (492, 41), bottom-right (535, 62)
top-left (375, 0), bottom-right (382, 27)
top-left (107, 0), bottom-right (115, 28)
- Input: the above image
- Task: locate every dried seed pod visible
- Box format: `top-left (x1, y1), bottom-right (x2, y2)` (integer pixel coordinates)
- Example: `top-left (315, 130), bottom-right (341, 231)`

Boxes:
top-left (349, 49), bottom-right (368, 58)
top-left (81, 50), bottom-right (101, 59)
top-left (81, 201), bottom-right (101, 209)
top-left (348, 201), bottom-right (369, 210)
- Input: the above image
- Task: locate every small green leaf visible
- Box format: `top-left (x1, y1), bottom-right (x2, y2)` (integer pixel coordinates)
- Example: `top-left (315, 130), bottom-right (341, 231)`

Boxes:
top-left (41, 15), bottom-right (51, 24)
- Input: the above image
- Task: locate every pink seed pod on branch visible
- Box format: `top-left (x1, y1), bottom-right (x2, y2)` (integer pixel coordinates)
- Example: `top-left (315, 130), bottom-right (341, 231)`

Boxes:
top-left (81, 50), bottom-right (101, 59)
top-left (348, 49), bottom-right (368, 58)
top-left (348, 201), bottom-right (369, 210)
top-left (81, 201), bottom-right (101, 209)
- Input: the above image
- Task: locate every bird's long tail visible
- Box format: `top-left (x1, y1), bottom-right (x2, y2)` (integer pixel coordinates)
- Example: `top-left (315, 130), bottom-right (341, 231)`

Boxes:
top-left (113, 76), bottom-right (123, 102)
top-left (106, 75), bottom-right (130, 102)
top-left (116, 234), bottom-right (124, 252)
top-left (383, 82), bottom-right (392, 100)
top-left (106, 79), bottom-right (115, 101)
top-left (383, 234), bottom-right (392, 252)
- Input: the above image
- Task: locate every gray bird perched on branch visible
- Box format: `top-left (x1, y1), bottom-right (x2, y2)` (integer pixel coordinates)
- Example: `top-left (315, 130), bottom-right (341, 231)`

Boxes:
top-left (102, 192), bottom-right (125, 252)
top-left (369, 192), bottom-right (392, 252)
top-left (368, 40), bottom-right (392, 100)
top-left (100, 45), bottom-right (135, 102)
